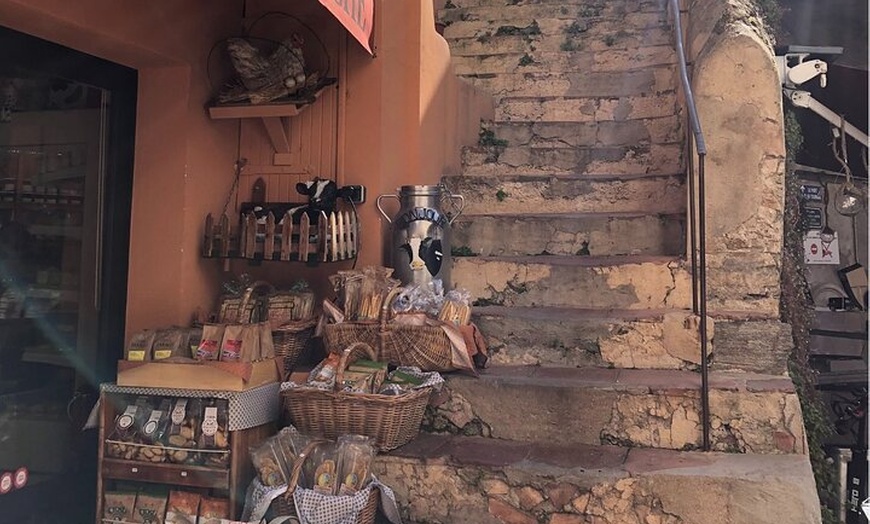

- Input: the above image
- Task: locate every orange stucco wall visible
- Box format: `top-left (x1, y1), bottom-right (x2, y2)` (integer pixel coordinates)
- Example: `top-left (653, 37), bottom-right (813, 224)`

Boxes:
top-left (0, 0), bottom-right (490, 341)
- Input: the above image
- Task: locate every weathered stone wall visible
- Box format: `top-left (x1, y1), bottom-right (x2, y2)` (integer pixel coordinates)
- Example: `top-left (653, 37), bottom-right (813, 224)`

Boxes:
top-left (687, 0), bottom-right (786, 319)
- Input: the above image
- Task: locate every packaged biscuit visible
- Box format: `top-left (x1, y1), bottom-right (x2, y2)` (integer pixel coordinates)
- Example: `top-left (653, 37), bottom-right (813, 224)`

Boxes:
top-left (126, 330), bottom-right (156, 361)
top-left (166, 491), bottom-right (200, 524)
top-left (104, 491), bottom-right (137, 522)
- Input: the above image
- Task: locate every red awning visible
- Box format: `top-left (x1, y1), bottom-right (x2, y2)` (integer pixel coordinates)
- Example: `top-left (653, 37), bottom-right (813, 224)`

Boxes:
top-left (319, 0), bottom-right (374, 55)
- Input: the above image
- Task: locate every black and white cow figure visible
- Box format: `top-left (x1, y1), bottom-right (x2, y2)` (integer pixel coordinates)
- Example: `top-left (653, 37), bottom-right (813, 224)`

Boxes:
top-left (247, 177), bottom-right (353, 226)
top-left (400, 235), bottom-right (444, 277)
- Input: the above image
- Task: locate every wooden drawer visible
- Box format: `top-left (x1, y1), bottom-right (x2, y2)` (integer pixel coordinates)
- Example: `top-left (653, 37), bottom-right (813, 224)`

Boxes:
top-left (101, 458), bottom-right (229, 490)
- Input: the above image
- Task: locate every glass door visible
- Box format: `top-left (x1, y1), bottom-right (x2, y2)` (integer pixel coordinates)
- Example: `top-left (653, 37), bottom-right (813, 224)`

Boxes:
top-left (0, 26), bottom-right (136, 523)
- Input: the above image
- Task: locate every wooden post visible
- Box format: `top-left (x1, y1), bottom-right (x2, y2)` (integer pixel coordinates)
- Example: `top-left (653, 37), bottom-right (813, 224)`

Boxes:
top-left (299, 213), bottom-right (310, 262)
top-left (264, 212), bottom-right (276, 260)
top-left (281, 212), bottom-right (292, 261)
top-left (349, 210), bottom-right (358, 258)
top-left (337, 211), bottom-right (346, 261)
top-left (244, 213), bottom-right (257, 259)
top-left (329, 212), bottom-right (338, 263)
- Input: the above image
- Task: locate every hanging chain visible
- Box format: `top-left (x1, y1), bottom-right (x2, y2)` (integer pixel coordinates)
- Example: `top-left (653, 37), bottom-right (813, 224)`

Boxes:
top-left (221, 157), bottom-right (247, 217)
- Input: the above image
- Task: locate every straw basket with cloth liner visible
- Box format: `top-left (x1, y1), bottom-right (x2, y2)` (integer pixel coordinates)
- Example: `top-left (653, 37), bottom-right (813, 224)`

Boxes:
top-left (267, 438), bottom-right (380, 524)
top-left (281, 342), bottom-right (434, 452)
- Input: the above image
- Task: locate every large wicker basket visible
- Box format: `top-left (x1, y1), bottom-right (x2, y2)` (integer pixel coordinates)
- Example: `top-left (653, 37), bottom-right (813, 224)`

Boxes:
top-left (282, 342), bottom-right (432, 451)
top-left (322, 289), bottom-right (454, 372)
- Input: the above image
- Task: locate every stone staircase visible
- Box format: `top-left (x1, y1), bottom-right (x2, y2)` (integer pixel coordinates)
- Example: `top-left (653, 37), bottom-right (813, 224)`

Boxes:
top-left (372, 0), bottom-right (821, 522)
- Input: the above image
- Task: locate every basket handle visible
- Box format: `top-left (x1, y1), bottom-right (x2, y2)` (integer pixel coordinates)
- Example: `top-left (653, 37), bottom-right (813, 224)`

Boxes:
top-left (239, 280), bottom-right (276, 323)
top-left (377, 287), bottom-right (402, 330)
top-left (284, 438), bottom-right (329, 499)
top-left (333, 342), bottom-right (378, 393)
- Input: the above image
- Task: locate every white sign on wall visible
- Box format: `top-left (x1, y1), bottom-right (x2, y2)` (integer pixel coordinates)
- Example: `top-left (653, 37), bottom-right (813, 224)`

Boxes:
top-left (804, 230), bottom-right (840, 265)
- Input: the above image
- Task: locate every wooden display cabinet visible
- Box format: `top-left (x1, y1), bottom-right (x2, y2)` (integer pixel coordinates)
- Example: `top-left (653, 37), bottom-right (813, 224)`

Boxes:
top-left (94, 384), bottom-right (279, 523)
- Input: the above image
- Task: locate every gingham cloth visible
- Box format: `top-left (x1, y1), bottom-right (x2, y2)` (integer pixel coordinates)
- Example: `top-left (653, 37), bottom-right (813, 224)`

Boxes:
top-left (292, 477), bottom-right (402, 524)
top-left (242, 477), bottom-right (402, 524)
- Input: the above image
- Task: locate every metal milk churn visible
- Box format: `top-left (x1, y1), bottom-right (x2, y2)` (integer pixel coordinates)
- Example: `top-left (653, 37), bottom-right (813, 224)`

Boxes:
top-left (377, 185), bottom-right (465, 288)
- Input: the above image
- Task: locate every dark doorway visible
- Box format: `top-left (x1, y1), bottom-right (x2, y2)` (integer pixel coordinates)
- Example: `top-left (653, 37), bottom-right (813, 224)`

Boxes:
top-left (0, 25), bottom-right (136, 523)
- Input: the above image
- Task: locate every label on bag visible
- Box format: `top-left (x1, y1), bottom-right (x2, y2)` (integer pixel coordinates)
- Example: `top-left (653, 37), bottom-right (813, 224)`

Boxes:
top-left (202, 407), bottom-right (218, 436)
top-left (153, 349), bottom-right (172, 359)
top-left (143, 411), bottom-right (162, 436)
top-left (221, 339), bottom-right (242, 361)
top-left (127, 350), bottom-right (146, 361)
top-left (117, 405), bottom-right (137, 430)
top-left (171, 399), bottom-right (187, 425)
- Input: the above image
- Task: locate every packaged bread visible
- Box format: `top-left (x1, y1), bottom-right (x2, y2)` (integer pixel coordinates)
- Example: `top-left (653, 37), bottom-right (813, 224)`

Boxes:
top-left (250, 437), bottom-right (289, 487)
top-left (336, 434), bottom-right (375, 496)
top-left (301, 440), bottom-right (339, 495)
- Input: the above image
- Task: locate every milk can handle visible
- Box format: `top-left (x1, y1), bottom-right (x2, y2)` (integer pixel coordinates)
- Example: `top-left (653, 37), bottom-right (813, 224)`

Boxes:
top-left (376, 194), bottom-right (399, 224)
top-left (447, 194), bottom-right (465, 225)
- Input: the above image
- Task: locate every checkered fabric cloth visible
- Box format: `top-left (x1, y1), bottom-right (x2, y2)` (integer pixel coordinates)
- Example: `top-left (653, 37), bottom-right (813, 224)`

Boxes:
top-left (292, 477), bottom-right (402, 524)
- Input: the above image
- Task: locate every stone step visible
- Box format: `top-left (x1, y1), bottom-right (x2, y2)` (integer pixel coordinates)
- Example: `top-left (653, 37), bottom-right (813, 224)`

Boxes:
top-left (459, 68), bottom-right (676, 98)
top-left (442, 173), bottom-right (686, 215)
top-left (452, 255), bottom-right (692, 309)
top-left (484, 118), bottom-right (682, 148)
top-left (452, 212), bottom-right (685, 257)
top-left (451, 46), bottom-right (677, 76)
top-left (438, 1), bottom-right (666, 25)
top-left (443, 25), bottom-right (672, 56)
top-left (441, 0), bottom-right (665, 10)
top-left (424, 366), bottom-right (806, 454)
top-left (472, 306), bottom-right (707, 369)
top-left (441, 13), bottom-right (669, 40)
top-left (374, 434), bottom-right (820, 524)
top-left (496, 93), bottom-right (679, 123)
top-left (461, 143), bottom-right (683, 176)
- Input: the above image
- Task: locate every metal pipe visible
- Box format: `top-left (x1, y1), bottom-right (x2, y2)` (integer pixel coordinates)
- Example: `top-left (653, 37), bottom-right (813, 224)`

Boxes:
top-left (699, 154), bottom-right (710, 451)
top-left (668, 0), bottom-right (710, 451)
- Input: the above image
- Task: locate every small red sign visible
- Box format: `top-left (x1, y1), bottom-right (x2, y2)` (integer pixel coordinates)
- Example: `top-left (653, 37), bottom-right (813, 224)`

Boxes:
top-left (13, 468), bottom-right (27, 490)
top-left (0, 472), bottom-right (12, 494)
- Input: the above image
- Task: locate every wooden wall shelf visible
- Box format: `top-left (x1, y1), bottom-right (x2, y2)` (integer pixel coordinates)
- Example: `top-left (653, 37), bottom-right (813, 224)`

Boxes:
top-left (207, 80), bottom-right (335, 166)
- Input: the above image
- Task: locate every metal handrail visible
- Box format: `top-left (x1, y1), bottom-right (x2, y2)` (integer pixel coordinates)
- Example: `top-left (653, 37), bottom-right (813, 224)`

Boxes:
top-left (667, 0), bottom-right (710, 451)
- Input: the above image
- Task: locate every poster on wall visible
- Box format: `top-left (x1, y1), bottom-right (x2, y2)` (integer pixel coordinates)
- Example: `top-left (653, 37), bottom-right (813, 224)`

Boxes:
top-left (319, 0), bottom-right (374, 54)
top-left (804, 230), bottom-right (840, 265)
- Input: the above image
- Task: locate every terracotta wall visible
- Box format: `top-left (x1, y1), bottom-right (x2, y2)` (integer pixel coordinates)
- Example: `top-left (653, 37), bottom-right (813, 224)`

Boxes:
top-left (0, 0), bottom-right (490, 339)
top-left (0, 0), bottom-right (245, 336)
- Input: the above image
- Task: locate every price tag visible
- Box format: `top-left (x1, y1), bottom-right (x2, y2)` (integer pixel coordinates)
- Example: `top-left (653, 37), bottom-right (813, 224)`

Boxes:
top-left (13, 468), bottom-right (27, 490)
top-left (0, 472), bottom-right (12, 494)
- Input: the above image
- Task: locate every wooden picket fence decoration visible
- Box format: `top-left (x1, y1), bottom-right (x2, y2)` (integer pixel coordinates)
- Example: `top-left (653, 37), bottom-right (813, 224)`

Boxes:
top-left (202, 209), bottom-right (358, 263)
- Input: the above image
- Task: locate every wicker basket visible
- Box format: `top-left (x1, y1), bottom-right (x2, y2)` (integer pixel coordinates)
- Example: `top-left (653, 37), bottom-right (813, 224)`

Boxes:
top-left (220, 281), bottom-right (316, 372)
top-left (322, 288), bottom-right (454, 372)
top-left (273, 317), bottom-right (317, 373)
top-left (282, 342), bottom-right (432, 451)
top-left (270, 439), bottom-right (379, 524)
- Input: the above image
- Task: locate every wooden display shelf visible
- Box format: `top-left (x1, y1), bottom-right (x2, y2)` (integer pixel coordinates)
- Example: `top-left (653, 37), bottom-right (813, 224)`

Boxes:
top-left (95, 386), bottom-right (276, 523)
top-left (101, 457), bottom-right (229, 490)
